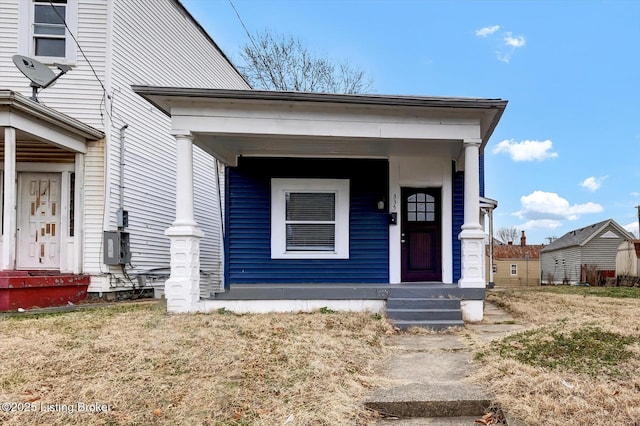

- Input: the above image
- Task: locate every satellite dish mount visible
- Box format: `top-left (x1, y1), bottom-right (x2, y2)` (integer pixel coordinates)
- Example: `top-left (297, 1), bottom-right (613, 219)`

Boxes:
top-left (12, 55), bottom-right (72, 102)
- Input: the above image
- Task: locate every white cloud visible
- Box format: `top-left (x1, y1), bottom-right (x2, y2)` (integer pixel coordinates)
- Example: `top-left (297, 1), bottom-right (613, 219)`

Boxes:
top-left (631, 191), bottom-right (640, 197)
top-left (496, 52), bottom-right (511, 64)
top-left (492, 139), bottom-right (558, 162)
top-left (515, 191), bottom-right (603, 223)
top-left (475, 25), bottom-right (500, 37)
top-left (504, 33), bottom-right (526, 48)
top-left (580, 176), bottom-right (607, 192)
top-left (476, 26), bottom-right (526, 62)
top-left (624, 221), bottom-right (639, 238)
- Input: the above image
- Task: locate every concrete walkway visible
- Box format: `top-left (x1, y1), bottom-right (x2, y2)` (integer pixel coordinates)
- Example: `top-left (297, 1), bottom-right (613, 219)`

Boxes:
top-left (365, 301), bottom-right (526, 425)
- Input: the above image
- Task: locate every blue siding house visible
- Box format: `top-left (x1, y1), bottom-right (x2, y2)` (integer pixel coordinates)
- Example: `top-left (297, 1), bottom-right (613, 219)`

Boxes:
top-left (134, 87), bottom-right (506, 324)
top-left (227, 157), bottom-right (389, 284)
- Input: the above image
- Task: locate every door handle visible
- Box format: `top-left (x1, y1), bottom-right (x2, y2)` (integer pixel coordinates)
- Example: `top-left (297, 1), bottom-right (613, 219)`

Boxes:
top-left (401, 239), bottom-right (406, 243)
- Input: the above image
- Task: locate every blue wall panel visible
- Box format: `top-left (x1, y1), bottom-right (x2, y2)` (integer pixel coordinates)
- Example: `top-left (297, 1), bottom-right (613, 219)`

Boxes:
top-left (452, 162), bottom-right (464, 283)
top-left (479, 152), bottom-right (485, 198)
top-left (227, 158), bottom-right (389, 284)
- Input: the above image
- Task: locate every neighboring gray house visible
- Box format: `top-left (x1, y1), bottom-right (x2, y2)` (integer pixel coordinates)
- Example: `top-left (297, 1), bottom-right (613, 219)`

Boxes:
top-left (540, 219), bottom-right (634, 285)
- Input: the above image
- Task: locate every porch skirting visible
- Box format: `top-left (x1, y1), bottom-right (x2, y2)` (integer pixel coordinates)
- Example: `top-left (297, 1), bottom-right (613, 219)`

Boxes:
top-left (170, 283), bottom-right (486, 323)
top-left (0, 271), bottom-right (90, 311)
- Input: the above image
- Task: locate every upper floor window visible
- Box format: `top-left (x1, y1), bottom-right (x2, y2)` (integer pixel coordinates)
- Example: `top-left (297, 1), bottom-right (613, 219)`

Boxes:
top-left (33, 0), bottom-right (67, 58)
top-left (19, 0), bottom-right (78, 64)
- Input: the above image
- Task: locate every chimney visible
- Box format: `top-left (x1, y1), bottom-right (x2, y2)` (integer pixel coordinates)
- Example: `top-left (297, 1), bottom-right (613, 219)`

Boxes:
top-left (521, 230), bottom-right (526, 247)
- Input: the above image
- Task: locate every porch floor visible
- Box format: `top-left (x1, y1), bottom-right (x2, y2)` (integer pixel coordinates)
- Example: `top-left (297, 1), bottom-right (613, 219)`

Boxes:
top-left (210, 283), bottom-right (485, 301)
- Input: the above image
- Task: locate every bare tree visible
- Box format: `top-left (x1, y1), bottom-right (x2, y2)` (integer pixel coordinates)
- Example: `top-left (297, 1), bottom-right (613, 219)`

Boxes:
top-left (239, 29), bottom-right (373, 94)
top-left (496, 226), bottom-right (520, 245)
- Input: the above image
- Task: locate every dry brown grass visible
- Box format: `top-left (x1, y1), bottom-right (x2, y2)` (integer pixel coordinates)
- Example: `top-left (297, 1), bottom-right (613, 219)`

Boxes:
top-left (0, 302), bottom-right (396, 425)
top-left (470, 288), bottom-right (640, 426)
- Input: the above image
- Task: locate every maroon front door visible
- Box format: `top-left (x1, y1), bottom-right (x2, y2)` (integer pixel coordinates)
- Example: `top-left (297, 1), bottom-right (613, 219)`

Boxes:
top-left (401, 187), bottom-right (442, 282)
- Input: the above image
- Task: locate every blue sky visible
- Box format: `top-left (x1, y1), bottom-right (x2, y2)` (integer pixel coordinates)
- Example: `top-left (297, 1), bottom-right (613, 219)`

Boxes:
top-left (182, 0), bottom-right (640, 244)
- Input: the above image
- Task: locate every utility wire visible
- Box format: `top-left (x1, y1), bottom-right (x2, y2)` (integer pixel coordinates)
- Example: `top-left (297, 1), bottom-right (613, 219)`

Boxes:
top-left (48, 0), bottom-right (111, 123)
top-left (49, 0), bottom-right (107, 94)
top-left (228, 0), bottom-right (259, 52)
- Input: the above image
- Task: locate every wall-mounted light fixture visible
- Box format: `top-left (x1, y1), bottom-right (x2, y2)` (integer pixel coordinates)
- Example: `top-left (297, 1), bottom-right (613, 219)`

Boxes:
top-left (376, 196), bottom-right (386, 211)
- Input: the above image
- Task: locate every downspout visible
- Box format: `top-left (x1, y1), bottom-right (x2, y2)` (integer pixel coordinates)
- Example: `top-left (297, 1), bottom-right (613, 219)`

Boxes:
top-left (488, 206), bottom-right (495, 288)
top-left (118, 124), bottom-right (128, 228)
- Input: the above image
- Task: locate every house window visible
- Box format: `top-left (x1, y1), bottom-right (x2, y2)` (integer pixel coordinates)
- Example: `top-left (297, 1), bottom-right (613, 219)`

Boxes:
top-left (33, 0), bottom-right (67, 57)
top-left (19, 0), bottom-right (78, 64)
top-left (510, 264), bottom-right (518, 275)
top-left (271, 179), bottom-right (349, 259)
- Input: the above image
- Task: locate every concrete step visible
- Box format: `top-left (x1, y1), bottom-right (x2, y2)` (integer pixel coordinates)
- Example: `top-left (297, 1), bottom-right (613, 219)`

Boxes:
top-left (386, 297), bottom-right (460, 310)
top-left (375, 417), bottom-right (483, 425)
top-left (388, 285), bottom-right (462, 299)
top-left (391, 320), bottom-right (465, 330)
top-left (365, 383), bottom-right (491, 418)
top-left (386, 308), bottom-right (463, 322)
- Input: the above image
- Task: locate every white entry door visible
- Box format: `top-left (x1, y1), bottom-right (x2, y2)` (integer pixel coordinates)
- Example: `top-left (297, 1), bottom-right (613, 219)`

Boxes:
top-left (17, 173), bottom-right (61, 269)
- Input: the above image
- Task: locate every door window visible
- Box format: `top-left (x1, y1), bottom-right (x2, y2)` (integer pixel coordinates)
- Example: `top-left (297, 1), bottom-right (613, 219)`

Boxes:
top-left (407, 193), bottom-right (435, 222)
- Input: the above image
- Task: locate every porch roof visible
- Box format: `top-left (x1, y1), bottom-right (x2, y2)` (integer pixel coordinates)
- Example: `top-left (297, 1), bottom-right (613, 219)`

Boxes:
top-left (0, 90), bottom-right (104, 154)
top-left (132, 86), bottom-right (507, 166)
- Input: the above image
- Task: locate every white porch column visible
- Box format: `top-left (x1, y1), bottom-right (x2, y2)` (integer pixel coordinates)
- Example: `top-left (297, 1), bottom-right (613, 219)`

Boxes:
top-left (2, 127), bottom-right (17, 270)
top-left (164, 130), bottom-right (204, 313)
top-left (458, 138), bottom-right (485, 321)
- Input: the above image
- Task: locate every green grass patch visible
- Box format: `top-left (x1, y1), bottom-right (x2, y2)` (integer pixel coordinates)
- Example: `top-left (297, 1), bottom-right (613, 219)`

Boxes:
top-left (528, 286), bottom-right (640, 299)
top-left (496, 325), bottom-right (637, 376)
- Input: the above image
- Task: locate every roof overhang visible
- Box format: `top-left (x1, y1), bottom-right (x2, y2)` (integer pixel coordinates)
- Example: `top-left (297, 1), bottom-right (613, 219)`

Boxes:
top-left (0, 90), bottom-right (104, 153)
top-left (133, 86), bottom-right (507, 166)
top-left (480, 196), bottom-right (498, 211)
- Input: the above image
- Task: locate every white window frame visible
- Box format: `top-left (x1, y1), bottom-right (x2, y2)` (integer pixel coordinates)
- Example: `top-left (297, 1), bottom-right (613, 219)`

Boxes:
top-left (510, 263), bottom-right (518, 276)
top-left (271, 178), bottom-right (349, 259)
top-left (19, 0), bottom-right (78, 65)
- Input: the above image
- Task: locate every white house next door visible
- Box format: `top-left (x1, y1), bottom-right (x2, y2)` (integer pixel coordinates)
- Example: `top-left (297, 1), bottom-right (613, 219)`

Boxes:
top-left (17, 173), bottom-right (61, 269)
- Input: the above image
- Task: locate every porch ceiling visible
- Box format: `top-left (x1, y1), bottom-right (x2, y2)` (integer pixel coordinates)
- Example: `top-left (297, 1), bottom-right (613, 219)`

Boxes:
top-left (133, 86), bottom-right (507, 166)
top-left (192, 133), bottom-right (463, 164)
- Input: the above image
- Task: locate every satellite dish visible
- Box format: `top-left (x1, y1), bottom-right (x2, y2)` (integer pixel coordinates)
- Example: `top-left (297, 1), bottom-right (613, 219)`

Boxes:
top-left (12, 54), bottom-right (72, 102)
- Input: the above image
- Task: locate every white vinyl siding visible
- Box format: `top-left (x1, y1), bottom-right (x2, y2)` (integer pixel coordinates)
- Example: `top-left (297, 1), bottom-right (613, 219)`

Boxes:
top-left (582, 227), bottom-right (626, 270)
top-left (0, 1), bottom-right (28, 91)
top-left (106, 0), bottom-right (248, 283)
top-left (111, 0), bottom-right (248, 88)
top-left (82, 139), bottom-right (105, 274)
